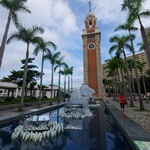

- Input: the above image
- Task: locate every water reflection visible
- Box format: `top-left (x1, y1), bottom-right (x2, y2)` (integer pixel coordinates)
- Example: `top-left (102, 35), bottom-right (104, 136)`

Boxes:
top-left (0, 105), bottom-right (133, 150)
top-left (0, 107), bottom-right (101, 150)
top-left (105, 109), bottom-right (133, 150)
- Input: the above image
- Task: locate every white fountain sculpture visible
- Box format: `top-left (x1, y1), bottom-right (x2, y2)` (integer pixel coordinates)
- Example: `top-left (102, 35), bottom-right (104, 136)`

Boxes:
top-left (60, 84), bottom-right (100, 130)
top-left (60, 84), bottom-right (101, 120)
top-left (70, 84), bottom-right (95, 113)
top-left (11, 118), bottom-right (64, 144)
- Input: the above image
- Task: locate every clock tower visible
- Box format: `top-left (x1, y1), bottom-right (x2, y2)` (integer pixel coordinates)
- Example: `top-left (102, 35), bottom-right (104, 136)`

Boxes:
top-left (81, 8), bottom-right (103, 99)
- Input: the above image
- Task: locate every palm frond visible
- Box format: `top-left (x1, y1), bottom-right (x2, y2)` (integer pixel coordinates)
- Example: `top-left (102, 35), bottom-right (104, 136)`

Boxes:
top-left (109, 45), bottom-right (118, 54)
top-left (140, 10), bottom-right (150, 18)
top-left (137, 42), bottom-right (145, 51)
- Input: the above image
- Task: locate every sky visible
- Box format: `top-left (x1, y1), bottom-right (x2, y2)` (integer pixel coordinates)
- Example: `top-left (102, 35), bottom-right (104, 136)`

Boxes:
top-left (0, 0), bottom-right (150, 89)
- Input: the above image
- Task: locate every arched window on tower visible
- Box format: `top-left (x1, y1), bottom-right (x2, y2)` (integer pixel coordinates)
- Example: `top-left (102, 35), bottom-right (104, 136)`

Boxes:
top-left (89, 20), bottom-right (92, 28)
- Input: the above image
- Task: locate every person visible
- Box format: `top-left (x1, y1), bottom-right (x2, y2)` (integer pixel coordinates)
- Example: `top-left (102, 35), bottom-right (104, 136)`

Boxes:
top-left (119, 93), bottom-right (125, 111)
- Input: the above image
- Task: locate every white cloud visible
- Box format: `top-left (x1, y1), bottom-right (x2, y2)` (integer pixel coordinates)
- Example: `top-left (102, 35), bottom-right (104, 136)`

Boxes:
top-left (93, 0), bottom-right (126, 24)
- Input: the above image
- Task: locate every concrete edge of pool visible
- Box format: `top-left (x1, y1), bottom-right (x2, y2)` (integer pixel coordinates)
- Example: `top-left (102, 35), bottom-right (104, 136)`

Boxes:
top-left (104, 100), bottom-right (150, 150)
top-left (0, 103), bottom-right (67, 126)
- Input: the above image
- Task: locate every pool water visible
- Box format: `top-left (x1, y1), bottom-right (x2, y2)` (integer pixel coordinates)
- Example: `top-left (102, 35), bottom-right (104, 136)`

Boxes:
top-left (105, 110), bottom-right (132, 150)
top-left (0, 103), bottom-right (133, 150)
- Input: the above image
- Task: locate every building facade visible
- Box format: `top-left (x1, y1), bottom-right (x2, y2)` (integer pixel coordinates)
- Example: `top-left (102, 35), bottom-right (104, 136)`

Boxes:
top-left (103, 27), bottom-right (150, 81)
top-left (0, 82), bottom-right (61, 99)
top-left (102, 52), bottom-right (149, 80)
top-left (82, 11), bottom-right (103, 99)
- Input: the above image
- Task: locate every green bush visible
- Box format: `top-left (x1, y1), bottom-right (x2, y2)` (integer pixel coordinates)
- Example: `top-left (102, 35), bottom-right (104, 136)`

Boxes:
top-left (5, 97), bottom-right (13, 101)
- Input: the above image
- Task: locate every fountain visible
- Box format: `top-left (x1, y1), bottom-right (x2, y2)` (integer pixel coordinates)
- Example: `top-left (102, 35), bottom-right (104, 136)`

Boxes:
top-left (11, 84), bottom-right (100, 143)
top-left (0, 96), bottom-right (133, 149)
top-left (60, 84), bottom-right (100, 130)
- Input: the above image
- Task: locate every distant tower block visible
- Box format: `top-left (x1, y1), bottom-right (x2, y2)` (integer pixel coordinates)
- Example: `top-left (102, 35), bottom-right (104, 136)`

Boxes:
top-left (81, 9), bottom-right (103, 99)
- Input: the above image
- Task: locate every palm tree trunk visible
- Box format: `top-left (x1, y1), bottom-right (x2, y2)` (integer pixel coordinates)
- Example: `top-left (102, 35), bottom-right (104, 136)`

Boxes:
top-left (68, 75), bottom-right (70, 101)
top-left (141, 73), bottom-right (148, 103)
top-left (71, 74), bottom-right (73, 92)
top-left (112, 77), bottom-right (115, 100)
top-left (50, 64), bottom-right (54, 105)
top-left (19, 44), bottom-right (29, 111)
top-left (25, 86), bottom-right (27, 98)
top-left (58, 67), bottom-right (61, 103)
top-left (138, 16), bottom-right (150, 68)
top-left (38, 51), bottom-right (44, 107)
top-left (121, 68), bottom-right (127, 103)
top-left (30, 89), bottom-right (32, 97)
top-left (130, 72), bottom-right (136, 101)
top-left (122, 49), bottom-right (134, 106)
top-left (117, 70), bottom-right (122, 93)
top-left (0, 11), bottom-right (12, 67)
top-left (113, 71), bottom-right (118, 101)
top-left (115, 71), bottom-right (119, 101)
top-left (64, 75), bottom-right (66, 102)
top-left (129, 30), bottom-right (144, 110)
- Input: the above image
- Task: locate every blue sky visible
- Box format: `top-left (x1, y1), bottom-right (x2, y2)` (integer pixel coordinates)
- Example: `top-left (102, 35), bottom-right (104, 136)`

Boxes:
top-left (0, 0), bottom-right (150, 88)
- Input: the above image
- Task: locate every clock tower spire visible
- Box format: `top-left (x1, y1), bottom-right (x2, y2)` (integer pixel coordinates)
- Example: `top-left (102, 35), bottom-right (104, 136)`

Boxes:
top-left (81, 6), bottom-right (103, 99)
top-left (89, 1), bottom-right (91, 12)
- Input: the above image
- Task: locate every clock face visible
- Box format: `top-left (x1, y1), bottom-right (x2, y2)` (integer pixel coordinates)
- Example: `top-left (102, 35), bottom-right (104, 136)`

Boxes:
top-left (88, 43), bottom-right (95, 49)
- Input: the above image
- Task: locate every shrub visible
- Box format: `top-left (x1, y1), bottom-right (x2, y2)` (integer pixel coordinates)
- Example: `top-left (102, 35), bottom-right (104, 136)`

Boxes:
top-left (43, 96), bottom-right (47, 99)
top-left (31, 97), bottom-right (36, 100)
top-left (5, 97), bottom-right (13, 101)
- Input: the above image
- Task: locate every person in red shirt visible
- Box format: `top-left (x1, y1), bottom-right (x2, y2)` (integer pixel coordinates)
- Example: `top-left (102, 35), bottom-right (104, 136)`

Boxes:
top-left (119, 93), bottom-right (125, 111)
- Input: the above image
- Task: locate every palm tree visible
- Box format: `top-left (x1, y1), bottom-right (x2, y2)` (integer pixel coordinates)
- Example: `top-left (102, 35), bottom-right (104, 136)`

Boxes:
top-left (44, 51), bottom-right (60, 105)
top-left (107, 57), bottom-right (120, 95)
top-left (106, 70), bottom-right (116, 100)
top-left (137, 43), bottom-right (145, 52)
top-left (70, 66), bottom-right (74, 94)
top-left (33, 39), bottom-right (56, 107)
top-left (115, 53), bottom-right (127, 102)
top-left (54, 56), bottom-right (66, 103)
top-left (0, 0), bottom-right (31, 67)
top-left (7, 25), bottom-right (44, 111)
top-left (103, 79), bottom-right (113, 95)
top-left (106, 55), bottom-right (127, 101)
top-left (105, 58), bottom-right (119, 100)
top-left (137, 61), bottom-right (148, 103)
top-left (29, 81), bottom-right (37, 98)
top-left (60, 64), bottom-right (69, 102)
top-left (109, 35), bottom-right (134, 106)
top-left (127, 59), bottom-right (136, 101)
top-left (122, 0), bottom-right (150, 67)
top-left (115, 21), bottom-right (144, 110)
top-left (147, 31), bottom-right (150, 45)
top-left (33, 38), bottom-right (56, 107)
top-left (115, 23), bottom-right (144, 109)
top-left (67, 66), bottom-right (74, 101)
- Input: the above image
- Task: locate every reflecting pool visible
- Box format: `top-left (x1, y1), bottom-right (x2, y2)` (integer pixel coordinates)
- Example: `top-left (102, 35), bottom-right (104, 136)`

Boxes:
top-left (0, 102), bottom-right (133, 150)
top-left (105, 109), bottom-right (133, 150)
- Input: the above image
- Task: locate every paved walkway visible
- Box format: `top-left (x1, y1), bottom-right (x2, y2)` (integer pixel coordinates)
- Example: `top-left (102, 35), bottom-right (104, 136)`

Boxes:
top-left (104, 97), bottom-right (150, 133)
